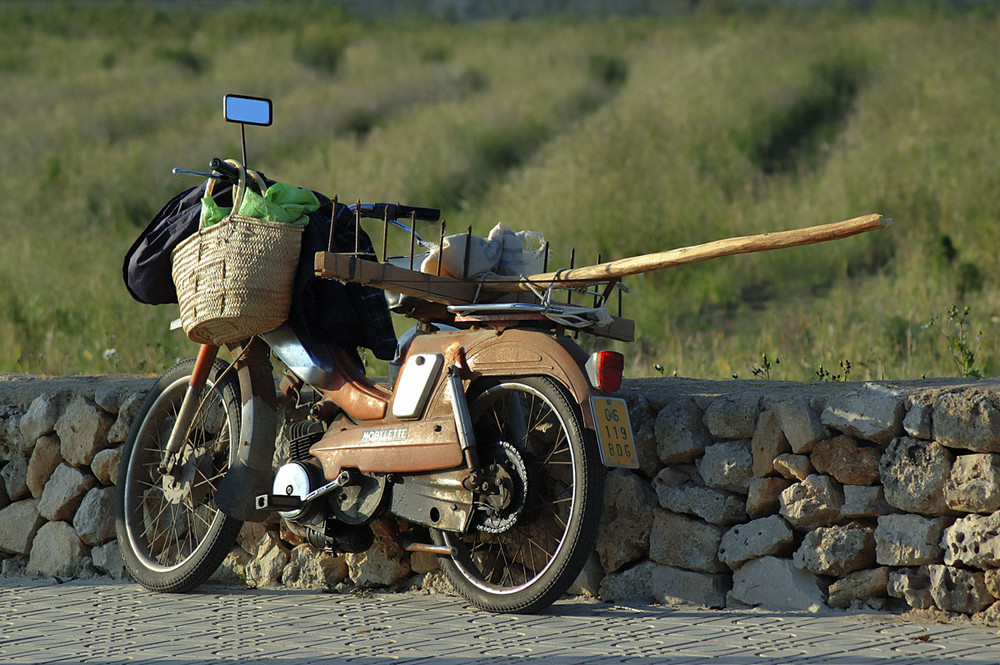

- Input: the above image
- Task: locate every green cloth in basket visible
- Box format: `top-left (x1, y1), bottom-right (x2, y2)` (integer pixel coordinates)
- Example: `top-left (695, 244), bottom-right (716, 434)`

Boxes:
top-left (202, 181), bottom-right (320, 227)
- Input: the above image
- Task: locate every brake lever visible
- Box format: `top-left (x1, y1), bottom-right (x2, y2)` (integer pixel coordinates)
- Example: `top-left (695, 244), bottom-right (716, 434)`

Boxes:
top-left (171, 168), bottom-right (228, 179)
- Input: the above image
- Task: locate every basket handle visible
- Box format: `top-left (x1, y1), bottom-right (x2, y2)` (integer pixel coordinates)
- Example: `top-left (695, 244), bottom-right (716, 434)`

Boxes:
top-left (199, 159), bottom-right (269, 226)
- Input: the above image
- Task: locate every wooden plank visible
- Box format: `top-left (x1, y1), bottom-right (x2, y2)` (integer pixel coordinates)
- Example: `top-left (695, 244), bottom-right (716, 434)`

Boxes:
top-left (477, 213), bottom-right (890, 293)
top-left (315, 252), bottom-right (480, 304)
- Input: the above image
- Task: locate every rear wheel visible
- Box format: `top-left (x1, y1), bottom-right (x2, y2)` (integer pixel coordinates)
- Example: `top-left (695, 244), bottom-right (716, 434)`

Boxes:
top-left (432, 376), bottom-right (604, 614)
top-left (115, 357), bottom-right (243, 592)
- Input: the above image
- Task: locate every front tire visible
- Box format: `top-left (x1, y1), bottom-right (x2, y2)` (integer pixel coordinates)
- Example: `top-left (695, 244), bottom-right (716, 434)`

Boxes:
top-left (115, 357), bottom-right (243, 592)
top-left (433, 376), bottom-right (604, 614)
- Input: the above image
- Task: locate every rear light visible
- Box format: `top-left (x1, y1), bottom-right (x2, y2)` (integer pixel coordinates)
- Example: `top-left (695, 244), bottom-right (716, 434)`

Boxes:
top-left (586, 351), bottom-right (624, 392)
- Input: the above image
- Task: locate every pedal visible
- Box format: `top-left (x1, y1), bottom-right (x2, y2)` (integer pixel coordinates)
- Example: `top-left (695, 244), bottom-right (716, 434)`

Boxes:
top-left (255, 494), bottom-right (303, 512)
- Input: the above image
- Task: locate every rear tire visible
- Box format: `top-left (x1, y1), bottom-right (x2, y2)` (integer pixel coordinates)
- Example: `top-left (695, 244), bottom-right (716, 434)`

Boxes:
top-left (115, 357), bottom-right (243, 592)
top-left (432, 376), bottom-right (604, 614)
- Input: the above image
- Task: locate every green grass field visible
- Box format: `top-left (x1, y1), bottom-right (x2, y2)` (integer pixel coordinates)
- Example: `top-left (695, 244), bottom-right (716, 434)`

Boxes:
top-left (1, 2), bottom-right (997, 381)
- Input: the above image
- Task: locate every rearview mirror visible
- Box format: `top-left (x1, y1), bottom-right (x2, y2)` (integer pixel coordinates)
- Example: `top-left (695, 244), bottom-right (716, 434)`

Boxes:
top-left (224, 94), bottom-right (272, 126)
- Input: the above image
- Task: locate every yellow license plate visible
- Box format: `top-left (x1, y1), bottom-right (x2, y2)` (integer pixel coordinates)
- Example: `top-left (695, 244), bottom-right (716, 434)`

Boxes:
top-left (590, 396), bottom-right (639, 469)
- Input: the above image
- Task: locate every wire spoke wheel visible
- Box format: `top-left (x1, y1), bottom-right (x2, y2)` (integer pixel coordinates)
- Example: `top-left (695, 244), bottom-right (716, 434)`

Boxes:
top-left (433, 376), bottom-right (604, 614)
top-left (115, 357), bottom-right (243, 592)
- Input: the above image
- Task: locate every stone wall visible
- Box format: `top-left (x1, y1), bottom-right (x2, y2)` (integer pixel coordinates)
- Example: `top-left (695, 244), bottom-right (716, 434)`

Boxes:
top-left (4, 373), bottom-right (1000, 620)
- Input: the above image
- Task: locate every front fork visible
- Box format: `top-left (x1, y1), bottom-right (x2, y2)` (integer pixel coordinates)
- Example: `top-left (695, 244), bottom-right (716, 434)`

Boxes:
top-left (159, 344), bottom-right (219, 475)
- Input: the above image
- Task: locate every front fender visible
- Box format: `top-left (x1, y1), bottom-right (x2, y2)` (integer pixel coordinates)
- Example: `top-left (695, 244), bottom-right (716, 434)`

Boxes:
top-left (215, 337), bottom-right (278, 522)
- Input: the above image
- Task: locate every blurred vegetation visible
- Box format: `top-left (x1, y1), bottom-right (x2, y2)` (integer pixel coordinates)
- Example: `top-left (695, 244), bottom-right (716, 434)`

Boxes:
top-left (0, 2), bottom-right (998, 381)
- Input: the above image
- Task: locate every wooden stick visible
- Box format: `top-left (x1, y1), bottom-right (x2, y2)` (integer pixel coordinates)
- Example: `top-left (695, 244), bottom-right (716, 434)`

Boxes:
top-left (481, 213), bottom-right (889, 292)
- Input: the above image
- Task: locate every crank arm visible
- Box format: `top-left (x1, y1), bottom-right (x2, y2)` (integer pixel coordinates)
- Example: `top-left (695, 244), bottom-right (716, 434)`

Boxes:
top-left (255, 470), bottom-right (351, 512)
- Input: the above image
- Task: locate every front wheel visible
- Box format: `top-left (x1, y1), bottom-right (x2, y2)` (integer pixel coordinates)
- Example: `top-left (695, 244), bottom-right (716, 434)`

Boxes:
top-left (432, 376), bottom-right (604, 614)
top-left (115, 357), bottom-right (244, 592)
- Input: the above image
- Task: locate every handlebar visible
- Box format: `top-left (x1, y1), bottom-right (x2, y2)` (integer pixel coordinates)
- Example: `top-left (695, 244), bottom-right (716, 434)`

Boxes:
top-left (177, 158), bottom-right (443, 224)
top-left (349, 202), bottom-right (441, 223)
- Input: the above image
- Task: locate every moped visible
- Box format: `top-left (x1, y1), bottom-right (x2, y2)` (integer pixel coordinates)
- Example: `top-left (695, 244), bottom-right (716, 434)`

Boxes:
top-left (115, 95), bottom-right (639, 614)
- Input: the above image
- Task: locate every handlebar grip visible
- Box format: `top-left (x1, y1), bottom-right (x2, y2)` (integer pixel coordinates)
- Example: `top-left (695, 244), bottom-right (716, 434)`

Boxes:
top-left (396, 204), bottom-right (441, 222)
top-left (209, 158), bottom-right (240, 181)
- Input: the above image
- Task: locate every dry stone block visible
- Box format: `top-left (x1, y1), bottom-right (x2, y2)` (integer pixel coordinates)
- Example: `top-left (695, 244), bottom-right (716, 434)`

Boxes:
top-left (904, 396), bottom-right (933, 440)
top-left (653, 467), bottom-right (746, 525)
top-left (621, 393), bottom-right (660, 478)
top-left (91, 447), bottom-right (122, 486)
top-left (108, 391), bottom-right (145, 445)
top-left (888, 567), bottom-right (934, 609)
top-left (246, 532), bottom-right (291, 588)
top-left (599, 560), bottom-right (657, 604)
top-left (26, 521), bottom-right (88, 578)
top-left (92, 541), bottom-right (127, 579)
top-left (73, 486), bottom-right (116, 546)
top-left (942, 511), bottom-right (1000, 568)
top-left (0, 499), bottom-right (44, 555)
top-left (18, 395), bottom-right (58, 447)
top-left (345, 519), bottom-right (410, 588)
top-left (779, 475), bottom-right (844, 530)
top-left (697, 440), bottom-right (752, 494)
top-left (934, 389), bottom-right (1000, 453)
top-left (597, 469), bottom-right (658, 572)
top-left (649, 510), bottom-right (726, 573)
top-left (55, 395), bottom-right (114, 468)
top-left (751, 410), bottom-right (790, 477)
top-left (827, 567), bottom-right (890, 609)
top-left (0, 408), bottom-right (25, 463)
top-left (718, 515), bottom-right (794, 569)
top-left (771, 399), bottom-right (826, 454)
top-left (746, 477), bottom-right (790, 518)
top-left (282, 545), bottom-right (348, 590)
top-left (793, 522), bottom-right (876, 577)
top-left (654, 398), bottom-right (712, 464)
top-left (26, 435), bottom-right (62, 499)
top-left (1, 456), bottom-right (29, 501)
top-left (811, 436), bottom-right (881, 486)
top-left (38, 463), bottom-right (96, 522)
top-left (703, 393), bottom-right (759, 440)
top-left (731, 556), bottom-right (826, 612)
top-left (651, 565), bottom-right (730, 608)
top-left (875, 513), bottom-right (950, 566)
top-left (773, 453), bottom-right (812, 481)
top-left (944, 453), bottom-right (1000, 513)
top-left (842, 485), bottom-right (891, 518)
top-left (928, 564), bottom-right (993, 614)
top-left (879, 437), bottom-right (953, 516)
top-left (821, 384), bottom-right (904, 445)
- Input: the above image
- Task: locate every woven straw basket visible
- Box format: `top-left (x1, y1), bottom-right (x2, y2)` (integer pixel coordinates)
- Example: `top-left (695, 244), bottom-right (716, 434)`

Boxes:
top-left (171, 161), bottom-right (303, 346)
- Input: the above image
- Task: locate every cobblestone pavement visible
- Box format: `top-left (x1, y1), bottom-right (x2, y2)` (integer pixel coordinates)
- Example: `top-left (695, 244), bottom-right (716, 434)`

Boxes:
top-left (2, 578), bottom-right (1000, 664)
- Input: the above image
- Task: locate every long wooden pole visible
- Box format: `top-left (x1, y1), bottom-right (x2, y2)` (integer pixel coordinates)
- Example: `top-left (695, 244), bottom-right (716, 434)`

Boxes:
top-left (481, 213), bottom-right (889, 292)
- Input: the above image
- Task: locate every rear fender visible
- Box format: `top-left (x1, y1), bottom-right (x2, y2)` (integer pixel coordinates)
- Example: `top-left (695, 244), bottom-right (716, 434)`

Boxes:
top-left (405, 328), bottom-right (597, 429)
